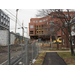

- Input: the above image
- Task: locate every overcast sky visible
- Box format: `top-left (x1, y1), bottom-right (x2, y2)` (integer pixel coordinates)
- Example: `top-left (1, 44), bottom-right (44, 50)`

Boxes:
top-left (2, 9), bottom-right (38, 38)
top-left (2, 9), bottom-right (75, 38)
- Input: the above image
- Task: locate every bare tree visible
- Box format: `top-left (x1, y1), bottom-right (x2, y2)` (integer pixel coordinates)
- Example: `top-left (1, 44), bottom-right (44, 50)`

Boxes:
top-left (36, 9), bottom-right (75, 56)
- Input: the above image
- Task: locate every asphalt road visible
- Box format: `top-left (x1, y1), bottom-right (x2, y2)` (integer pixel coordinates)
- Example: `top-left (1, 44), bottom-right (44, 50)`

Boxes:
top-left (43, 52), bottom-right (67, 65)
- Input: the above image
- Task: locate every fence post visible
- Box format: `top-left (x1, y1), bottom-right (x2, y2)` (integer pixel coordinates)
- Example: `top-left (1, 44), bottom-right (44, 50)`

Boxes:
top-left (39, 39), bottom-right (41, 53)
top-left (8, 30), bottom-right (10, 65)
top-left (37, 41), bottom-right (38, 56)
top-left (25, 39), bottom-right (28, 65)
top-left (21, 37), bottom-right (24, 65)
top-left (32, 40), bottom-right (33, 63)
top-left (35, 40), bottom-right (37, 58)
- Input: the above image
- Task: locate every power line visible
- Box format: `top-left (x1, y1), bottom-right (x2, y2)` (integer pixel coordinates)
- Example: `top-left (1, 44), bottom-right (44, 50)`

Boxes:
top-left (2, 9), bottom-right (27, 35)
top-left (2, 9), bottom-right (22, 27)
top-left (5, 9), bottom-right (22, 25)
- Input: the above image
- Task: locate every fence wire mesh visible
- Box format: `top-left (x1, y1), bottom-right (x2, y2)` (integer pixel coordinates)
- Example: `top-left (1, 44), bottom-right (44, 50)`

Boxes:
top-left (7, 34), bottom-right (41, 65)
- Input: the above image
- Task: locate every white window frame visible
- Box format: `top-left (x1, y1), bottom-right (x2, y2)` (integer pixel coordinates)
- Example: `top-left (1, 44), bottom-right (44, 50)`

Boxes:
top-left (72, 25), bottom-right (74, 31)
top-left (50, 21), bottom-right (54, 25)
top-left (30, 25), bottom-right (34, 29)
top-left (1, 13), bottom-right (3, 16)
top-left (1, 19), bottom-right (3, 22)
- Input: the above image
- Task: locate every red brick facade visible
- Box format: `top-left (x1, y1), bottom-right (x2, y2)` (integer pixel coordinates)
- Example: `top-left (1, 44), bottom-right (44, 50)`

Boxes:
top-left (29, 11), bottom-right (75, 48)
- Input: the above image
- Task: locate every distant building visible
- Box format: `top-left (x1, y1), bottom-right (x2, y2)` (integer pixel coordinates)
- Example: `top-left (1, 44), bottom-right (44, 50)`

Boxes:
top-left (0, 9), bottom-right (10, 30)
top-left (29, 11), bottom-right (75, 49)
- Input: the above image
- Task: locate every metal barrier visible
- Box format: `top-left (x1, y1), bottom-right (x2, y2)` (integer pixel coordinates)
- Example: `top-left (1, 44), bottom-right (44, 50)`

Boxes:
top-left (9, 38), bottom-right (41, 65)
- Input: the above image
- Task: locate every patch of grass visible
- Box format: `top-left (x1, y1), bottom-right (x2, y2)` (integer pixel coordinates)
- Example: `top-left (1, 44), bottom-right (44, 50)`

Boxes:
top-left (57, 52), bottom-right (75, 65)
top-left (42, 48), bottom-right (69, 51)
top-left (32, 52), bottom-right (46, 65)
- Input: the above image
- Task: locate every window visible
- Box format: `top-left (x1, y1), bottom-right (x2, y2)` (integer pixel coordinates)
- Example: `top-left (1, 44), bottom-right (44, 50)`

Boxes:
top-left (74, 15), bottom-right (75, 17)
top-left (36, 21), bottom-right (38, 23)
top-left (58, 14), bottom-right (60, 17)
top-left (71, 15), bottom-right (73, 18)
top-left (30, 25), bottom-right (33, 29)
top-left (30, 31), bottom-right (33, 34)
top-left (63, 39), bottom-right (65, 45)
top-left (39, 31), bottom-right (40, 34)
top-left (42, 31), bottom-right (43, 34)
top-left (33, 21), bottom-right (35, 23)
top-left (43, 19), bottom-right (45, 21)
top-left (1, 19), bottom-right (3, 22)
top-left (1, 13), bottom-right (3, 16)
top-left (65, 15), bottom-right (68, 18)
top-left (4, 15), bottom-right (5, 18)
top-left (50, 28), bottom-right (54, 31)
top-left (72, 25), bottom-right (75, 31)
top-left (50, 21), bottom-right (54, 25)
top-left (42, 25), bottom-right (43, 28)
top-left (47, 22), bottom-right (48, 25)
top-left (46, 19), bottom-right (48, 21)
top-left (39, 20), bottom-right (42, 22)
top-left (52, 15), bottom-right (53, 18)
top-left (4, 20), bottom-right (5, 24)
top-left (37, 26), bottom-right (38, 29)
top-left (72, 38), bottom-right (74, 45)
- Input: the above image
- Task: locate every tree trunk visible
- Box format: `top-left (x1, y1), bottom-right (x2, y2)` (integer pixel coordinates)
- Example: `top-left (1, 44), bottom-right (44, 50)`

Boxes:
top-left (70, 40), bottom-right (74, 56)
top-left (57, 42), bottom-right (59, 50)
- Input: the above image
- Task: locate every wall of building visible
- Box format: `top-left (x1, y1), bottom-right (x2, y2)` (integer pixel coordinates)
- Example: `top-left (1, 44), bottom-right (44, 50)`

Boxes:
top-left (0, 30), bottom-right (8, 46)
top-left (29, 11), bottom-right (75, 46)
top-left (10, 33), bottom-right (16, 45)
top-left (0, 30), bottom-right (16, 46)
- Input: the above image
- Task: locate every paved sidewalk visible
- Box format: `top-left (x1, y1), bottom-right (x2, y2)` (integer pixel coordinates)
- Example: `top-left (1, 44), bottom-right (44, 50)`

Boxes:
top-left (43, 52), bottom-right (66, 65)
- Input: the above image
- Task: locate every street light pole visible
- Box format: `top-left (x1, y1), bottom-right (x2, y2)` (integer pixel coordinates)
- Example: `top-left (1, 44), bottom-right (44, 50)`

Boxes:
top-left (15, 9), bottom-right (19, 33)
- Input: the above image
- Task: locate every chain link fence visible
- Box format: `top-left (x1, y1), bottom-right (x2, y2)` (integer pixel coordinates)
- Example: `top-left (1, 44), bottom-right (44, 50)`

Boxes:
top-left (0, 30), bottom-right (41, 65)
top-left (40, 41), bottom-right (62, 50)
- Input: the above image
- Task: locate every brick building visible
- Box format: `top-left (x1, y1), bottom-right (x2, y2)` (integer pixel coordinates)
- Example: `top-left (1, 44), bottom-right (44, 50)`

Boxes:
top-left (29, 15), bottom-right (62, 41)
top-left (29, 11), bottom-right (75, 48)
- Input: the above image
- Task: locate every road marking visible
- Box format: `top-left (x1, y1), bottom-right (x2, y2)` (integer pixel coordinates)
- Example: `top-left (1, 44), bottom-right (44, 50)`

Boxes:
top-left (1, 57), bottom-right (14, 65)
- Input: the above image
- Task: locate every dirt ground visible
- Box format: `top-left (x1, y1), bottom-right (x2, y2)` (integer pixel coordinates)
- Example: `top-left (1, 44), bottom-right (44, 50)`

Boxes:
top-left (0, 45), bottom-right (23, 64)
top-left (63, 57), bottom-right (75, 65)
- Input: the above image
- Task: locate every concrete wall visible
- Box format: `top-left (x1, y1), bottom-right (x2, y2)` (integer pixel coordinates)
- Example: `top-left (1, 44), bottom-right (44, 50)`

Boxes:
top-left (0, 30), bottom-right (16, 46)
top-left (10, 33), bottom-right (16, 45)
top-left (0, 30), bottom-right (8, 46)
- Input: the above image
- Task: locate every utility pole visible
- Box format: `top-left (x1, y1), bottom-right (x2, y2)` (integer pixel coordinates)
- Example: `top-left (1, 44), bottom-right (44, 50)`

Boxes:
top-left (15, 9), bottom-right (19, 33)
top-left (22, 21), bottom-right (24, 37)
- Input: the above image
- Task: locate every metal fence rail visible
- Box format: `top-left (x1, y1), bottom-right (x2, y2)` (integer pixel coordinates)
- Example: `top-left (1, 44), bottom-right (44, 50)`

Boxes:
top-left (9, 38), bottom-right (41, 65)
